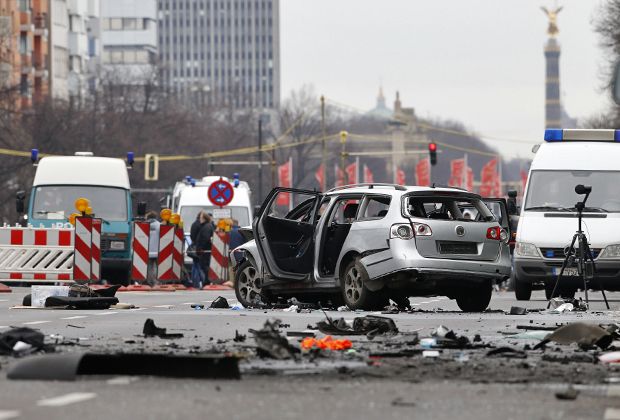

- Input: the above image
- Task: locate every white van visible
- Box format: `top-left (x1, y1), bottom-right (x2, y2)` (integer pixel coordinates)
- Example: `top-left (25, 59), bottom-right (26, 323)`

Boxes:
top-left (514, 129), bottom-right (620, 300)
top-left (171, 174), bottom-right (253, 264)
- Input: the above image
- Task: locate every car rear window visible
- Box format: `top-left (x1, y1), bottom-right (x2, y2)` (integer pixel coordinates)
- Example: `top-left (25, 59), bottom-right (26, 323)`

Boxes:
top-left (405, 196), bottom-right (494, 221)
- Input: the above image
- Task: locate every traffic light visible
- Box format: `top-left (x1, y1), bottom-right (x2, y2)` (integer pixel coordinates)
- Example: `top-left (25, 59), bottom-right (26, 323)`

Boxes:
top-left (145, 154), bottom-right (159, 181)
top-left (428, 142), bottom-right (437, 166)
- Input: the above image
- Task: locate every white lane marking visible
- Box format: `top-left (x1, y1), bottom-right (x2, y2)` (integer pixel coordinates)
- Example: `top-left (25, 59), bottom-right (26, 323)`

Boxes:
top-left (153, 305), bottom-right (173, 308)
top-left (37, 392), bottom-right (97, 407)
top-left (0, 326), bottom-right (8, 329)
top-left (182, 302), bottom-right (196, 305)
top-left (61, 316), bottom-right (87, 320)
top-left (0, 410), bottom-right (20, 420)
top-left (419, 301), bottom-right (431, 304)
top-left (411, 304), bottom-right (420, 306)
top-left (605, 408), bottom-right (620, 420)
top-left (95, 312), bottom-right (118, 316)
top-left (0, 299), bottom-right (9, 302)
top-left (106, 376), bottom-right (140, 385)
top-left (22, 321), bottom-right (50, 325)
top-left (128, 308), bottom-right (146, 311)
top-left (608, 385), bottom-right (620, 397)
top-left (429, 299), bottom-right (441, 302)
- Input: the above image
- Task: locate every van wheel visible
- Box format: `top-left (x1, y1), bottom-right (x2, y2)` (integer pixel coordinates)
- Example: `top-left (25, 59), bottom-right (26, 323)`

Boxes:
top-left (455, 282), bottom-right (492, 312)
top-left (514, 278), bottom-right (532, 301)
top-left (234, 260), bottom-right (267, 307)
top-left (341, 259), bottom-right (378, 310)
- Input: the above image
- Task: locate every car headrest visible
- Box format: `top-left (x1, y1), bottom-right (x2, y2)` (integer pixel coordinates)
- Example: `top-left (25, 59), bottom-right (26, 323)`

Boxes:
top-left (343, 203), bottom-right (358, 219)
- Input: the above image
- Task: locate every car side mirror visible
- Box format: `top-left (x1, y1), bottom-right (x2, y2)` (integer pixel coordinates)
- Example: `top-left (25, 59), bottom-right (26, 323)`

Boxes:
top-left (16, 191), bottom-right (26, 214)
top-left (137, 201), bottom-right (147, 217)
top-left (507, 190), bottom-right (518, 215)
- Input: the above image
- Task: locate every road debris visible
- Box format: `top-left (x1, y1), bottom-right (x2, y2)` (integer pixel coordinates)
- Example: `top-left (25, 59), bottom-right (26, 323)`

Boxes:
top-left (509, 306), bottom-right (527, 315)
top-left (555, 387), bottom-right (579, 400)
top-left (301, 335), bottom-right (352, 350)
top-left (316, 314), bottom-right (398, 339)
top-left (210, 296), bottom-right (230, 309)
top-left (143, 319), bottom-right (184, 339)
top-left (486, 347), bottom-right (527, 359)
top-left (249, 319), bottom-right (299, 359)
top-left (534, 323), bottom-right (613, 350)
top-left (0, 327), bottom-right (54, 357)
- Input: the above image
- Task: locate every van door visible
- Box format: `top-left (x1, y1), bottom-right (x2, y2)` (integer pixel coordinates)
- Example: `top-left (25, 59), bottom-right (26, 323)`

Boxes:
top-left (254, 188), bottom-right (322, 281)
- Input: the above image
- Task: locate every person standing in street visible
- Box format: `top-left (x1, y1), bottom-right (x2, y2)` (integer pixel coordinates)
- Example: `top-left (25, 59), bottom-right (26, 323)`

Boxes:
top-left (146, 211), bottom-right (160, 286)
top-left (224, 218), bottom-right (246, 287)
top-left (196, 212), bottom-right (214, 285)
top-left (189, 211), bottom-right (205, 288)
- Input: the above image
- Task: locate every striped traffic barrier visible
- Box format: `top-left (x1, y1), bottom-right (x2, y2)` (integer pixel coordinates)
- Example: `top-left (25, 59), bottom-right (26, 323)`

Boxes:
top-left (208, 231), bottom-right (229, 283)
top-left (91, 219), bottom-right (102, 282)
top-left (171, 227), bottom-right (183, 281)
top-left (157, 225), bottom-right (174, 281)
top-left (132, 222), bottom-right (150, 281)
top-left (73, 217), bottom-right (92, 282)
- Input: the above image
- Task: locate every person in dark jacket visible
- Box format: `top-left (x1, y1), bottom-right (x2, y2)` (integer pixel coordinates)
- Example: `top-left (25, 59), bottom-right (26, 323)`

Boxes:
top-left (195, 212), bottom-right (214, 285)
top-left (189, 211), bottom-right (206, 288)
top-left (224, 218), bottom-right (247, 287)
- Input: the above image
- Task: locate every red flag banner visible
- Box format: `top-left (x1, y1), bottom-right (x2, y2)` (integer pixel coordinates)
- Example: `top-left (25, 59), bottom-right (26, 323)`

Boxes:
top-left (345, 162), bottom-right (357, 185)
top-left (479, 158), bottom-right (498, 196)
top-left (448, 158), bottom-right (465, 188)
top-left (276, 161), bottom-right (291, 205)
top-left (466, 167), bottom-right (473, 192)
top-left (415, 159), bottom-right (430, 187)
top-left (315, 163), bottom-right (324, 191)
top-left (395, 166), bottom-right (406, 186)
top-left (334, 164), bottom-right (344, 187)
top-left (363, 164), bottom-right (374, 183)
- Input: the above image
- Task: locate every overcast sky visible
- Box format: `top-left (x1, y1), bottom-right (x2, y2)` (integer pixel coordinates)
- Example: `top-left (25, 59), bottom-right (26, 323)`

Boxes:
top-left (280, 0), bottom-right (610, 160)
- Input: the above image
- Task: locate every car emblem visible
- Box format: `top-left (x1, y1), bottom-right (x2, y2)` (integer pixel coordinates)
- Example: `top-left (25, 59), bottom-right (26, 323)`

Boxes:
top-left (564, 245), bottom-right (576, 256)
top-left (455, 225), bottom-right (465, 236)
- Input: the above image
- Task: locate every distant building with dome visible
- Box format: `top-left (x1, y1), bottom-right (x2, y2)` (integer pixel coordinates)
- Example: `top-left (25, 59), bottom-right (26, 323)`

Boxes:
top-left (369, 88), bottom-right (393, 119)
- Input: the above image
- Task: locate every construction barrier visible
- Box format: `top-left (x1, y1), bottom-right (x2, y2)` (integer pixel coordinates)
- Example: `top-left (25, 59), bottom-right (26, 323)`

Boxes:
top-left (131, 222), bottom-right (150, 281)
top-left (209, 231), bottom-right (229, 283)
top-left (0, 223), bottom-right (75, 282)
top-left (91, 219), bottom-right (102, 282)
top-left (127, 284), bottom-right (151, 292)
top-left (171, 228), bottom-right (183, 281)
top-left (73, 217), bottom-right (92, 281)
top-left (157, 225), bottom-right (174, 281)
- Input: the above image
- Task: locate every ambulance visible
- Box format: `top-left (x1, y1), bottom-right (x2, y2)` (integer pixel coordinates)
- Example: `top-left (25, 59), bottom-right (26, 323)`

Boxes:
top-left (514, 129), bottom-right (620, 300)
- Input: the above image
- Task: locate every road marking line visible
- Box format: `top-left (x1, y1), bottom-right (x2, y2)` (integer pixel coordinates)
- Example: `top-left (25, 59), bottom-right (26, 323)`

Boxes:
top-left (153, 305), bottom-right (173, 308)
top-left (182, 302), bottom-right (196, 305)
top-left (37, 392), bottom-right (97, 407)
top-left (128, 308), bottom-right (146, 311)
top-left (0, 299), bottom-right (9, 302)
top-left (605, 408), bottom-right (620, 420)
top-left (106, 376), bottom-right (140, 385)
top-left (61, 316), bottom-right (87, 320)
top-left (608, 386), bottom-right (620, 397)
top-left (22, 321), bottom-right (50, 325)
top-left (429, 299), bottom-right (440, 302)
top-left (95, 312), bottom-right (119, 316)
top-left (0, 326), bottom-right (8, 329)
top-left (411, 303), bottom-right (420, 306)
top-left (419, 301), bottom-right (431, 304)
top-left (0, 410), bottom-right (21, 420)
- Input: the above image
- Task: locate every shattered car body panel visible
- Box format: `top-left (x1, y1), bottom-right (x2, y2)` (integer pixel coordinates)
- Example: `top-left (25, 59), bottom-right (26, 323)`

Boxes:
top-left (232, 184), bottom-right (512, 310)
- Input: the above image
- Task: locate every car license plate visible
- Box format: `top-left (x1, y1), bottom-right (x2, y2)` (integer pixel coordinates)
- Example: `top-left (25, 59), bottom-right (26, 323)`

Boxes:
top-left (553, 268), bottom-right (579, 276)
top-left (439, 242), bottom-right (477, 254)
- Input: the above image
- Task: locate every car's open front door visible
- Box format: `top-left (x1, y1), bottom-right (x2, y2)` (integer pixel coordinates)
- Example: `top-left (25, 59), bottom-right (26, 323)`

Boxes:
top-left (254, 188), bottom-right (322, 282)
top-left (481, 197), bottom-right (514, 254)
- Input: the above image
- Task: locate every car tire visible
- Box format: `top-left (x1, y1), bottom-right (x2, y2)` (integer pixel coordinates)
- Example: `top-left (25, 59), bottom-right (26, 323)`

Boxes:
top-left (234, 259), bottom-right (267, 307)
top-left (341, 259), bottom-right (377, 310)
top-left (455, 282), bottom-right (492, 312)
top-left (514, 278), bottom-right (532, 301)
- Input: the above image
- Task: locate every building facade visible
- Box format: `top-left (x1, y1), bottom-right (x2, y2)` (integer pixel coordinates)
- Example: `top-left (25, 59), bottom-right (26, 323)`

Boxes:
top-left (67, 0), bottom-right (100, 96)
top-left (50, 0), bottom-right (69, 99)
top-left (157, 0), bottom-right (280, 109)
top-left (101, 0), bottom-right (158, 83)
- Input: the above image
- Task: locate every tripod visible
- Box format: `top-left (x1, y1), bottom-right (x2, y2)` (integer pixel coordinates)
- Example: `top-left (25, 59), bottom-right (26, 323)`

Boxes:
top-left (548, 184), bottom-right (610, 310)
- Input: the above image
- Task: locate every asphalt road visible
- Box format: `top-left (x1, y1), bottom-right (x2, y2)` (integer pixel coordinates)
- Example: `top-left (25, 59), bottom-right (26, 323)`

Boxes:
top-left (1, 287), bottom-right (620, 420)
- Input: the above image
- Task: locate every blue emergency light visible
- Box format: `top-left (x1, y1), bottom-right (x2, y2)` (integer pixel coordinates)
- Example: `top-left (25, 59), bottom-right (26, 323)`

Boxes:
top-left (185, 176), bottom-right (191, 182)
top-left (544, 129), bottom-right (620, 142)
top-left (127, 152), bottom-right (134, 166)
top-left (30, 149), bottom-right (38, 164)
top-left (190, 178), bottom-right (196, 187)
top-left (233, 173), bottom-right (240, 187)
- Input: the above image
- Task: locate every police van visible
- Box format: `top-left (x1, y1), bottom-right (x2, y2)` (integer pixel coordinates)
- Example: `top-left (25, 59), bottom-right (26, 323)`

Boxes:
top-left (170, 174), bottom-right (252, 265)
top-left (514, 129), bottom-right (620, 300)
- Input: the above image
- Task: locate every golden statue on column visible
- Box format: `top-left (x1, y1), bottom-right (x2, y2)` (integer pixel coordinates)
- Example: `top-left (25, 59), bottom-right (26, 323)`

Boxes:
top-left (541, 4), bottom-right (563, 38)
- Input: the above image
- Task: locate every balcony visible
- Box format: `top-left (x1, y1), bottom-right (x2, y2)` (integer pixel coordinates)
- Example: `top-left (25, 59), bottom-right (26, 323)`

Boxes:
top-left (20, 9), bottom-right (33, 33)
top-left (34, 57), bottom-right (47, 79)
top-left (34, 14), bottom-right (47, 37)
top-left (21, 54), bottom-right (33, 74)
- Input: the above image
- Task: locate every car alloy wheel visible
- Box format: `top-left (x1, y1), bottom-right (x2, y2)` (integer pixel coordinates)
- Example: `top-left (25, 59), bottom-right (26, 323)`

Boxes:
top-left (344, 265), bottom-right (364, 305)
top-left (235, 260), bottom-right (264, 307)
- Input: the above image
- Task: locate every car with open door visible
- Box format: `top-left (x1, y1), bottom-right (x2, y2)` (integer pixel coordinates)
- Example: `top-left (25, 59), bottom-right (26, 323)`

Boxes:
top-left (231, 184), bottom-right (512, 311)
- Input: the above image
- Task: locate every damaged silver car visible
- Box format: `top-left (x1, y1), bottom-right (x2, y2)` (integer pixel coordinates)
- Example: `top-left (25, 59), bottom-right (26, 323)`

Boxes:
top-left (231, 184), bottom-right (512, 311)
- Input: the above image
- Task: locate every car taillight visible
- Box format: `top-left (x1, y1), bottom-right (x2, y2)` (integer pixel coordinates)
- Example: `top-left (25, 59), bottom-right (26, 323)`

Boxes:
top-left (412, 222), bottom-right (432, 236)
top-left (486, 227), bottom-right (500, 240)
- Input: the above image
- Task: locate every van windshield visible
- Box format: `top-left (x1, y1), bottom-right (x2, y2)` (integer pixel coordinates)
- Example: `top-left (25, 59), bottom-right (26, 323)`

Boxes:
top-left (180, 206), bottom-right (251, 234)
top-left (525, 170), bottom-right (620, 212)
top-left (32, 186), bottom-right (128, 221)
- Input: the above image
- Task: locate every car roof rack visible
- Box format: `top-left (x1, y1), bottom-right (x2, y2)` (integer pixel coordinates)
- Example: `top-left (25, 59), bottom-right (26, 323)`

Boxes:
top-left (326, 183), bottom-right (407, 193)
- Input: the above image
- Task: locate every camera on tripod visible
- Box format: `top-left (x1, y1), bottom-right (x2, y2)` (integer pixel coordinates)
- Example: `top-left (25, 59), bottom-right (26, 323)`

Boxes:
top-left (548, 184), bottom-right (609, 309)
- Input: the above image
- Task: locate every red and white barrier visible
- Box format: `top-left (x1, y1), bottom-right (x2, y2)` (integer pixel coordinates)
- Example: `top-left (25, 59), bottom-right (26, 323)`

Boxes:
top-left (0, 224), bottom-right (75, 282)
top-left (91, 219), bottom-right (102, 282)
top-left (157, 225), bottom-right (174, 281)
top-left (209, 231), bottom-right (229, 283)
top-left (132, 222), bottom-right (150, 281)
top-left (73, 217), bottom-right (92, 281)
top-left (171, 228), bottom-right (183, 281)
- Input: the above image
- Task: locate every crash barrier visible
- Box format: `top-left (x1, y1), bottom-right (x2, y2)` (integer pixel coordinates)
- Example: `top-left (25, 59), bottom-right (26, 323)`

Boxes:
top-left (209, 231), bottom-right (230, 283)
top-left (0, 223), bottom-right (75, 282)
top-left (131, 222), bottom-right (150, 281)
top-left (73, 217), bottom-right (102, 282)
top-left (157, 225), bottom-right (184, 282)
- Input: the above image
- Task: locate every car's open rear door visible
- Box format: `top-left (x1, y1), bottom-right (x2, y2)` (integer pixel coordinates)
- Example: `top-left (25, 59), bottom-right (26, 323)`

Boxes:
top-left (254, 188), bottom-right (322, 282)
top-left (482, 197), bottom-right (514, 253)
